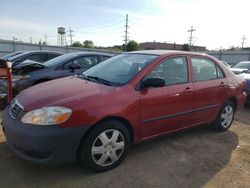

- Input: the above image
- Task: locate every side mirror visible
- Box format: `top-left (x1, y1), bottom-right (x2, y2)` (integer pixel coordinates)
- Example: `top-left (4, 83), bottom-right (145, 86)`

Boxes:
top-left (142, 78), bottom-right (165, 88)
top-left (69, 62), bottom-right (80, 71)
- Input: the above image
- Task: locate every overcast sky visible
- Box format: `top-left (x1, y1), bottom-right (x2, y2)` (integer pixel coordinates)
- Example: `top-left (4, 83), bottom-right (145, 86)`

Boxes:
top-left (0, 0), bottom-right (249, 50)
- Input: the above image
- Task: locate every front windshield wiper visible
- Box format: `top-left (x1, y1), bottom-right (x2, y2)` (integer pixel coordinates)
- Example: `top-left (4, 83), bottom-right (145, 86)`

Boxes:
top-left (80, 74), bottom-right (112, 86)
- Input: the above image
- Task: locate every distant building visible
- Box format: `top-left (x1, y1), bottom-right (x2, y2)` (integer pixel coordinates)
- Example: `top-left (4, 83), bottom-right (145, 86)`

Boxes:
top-left (139, 41), bottom-right (206, 51)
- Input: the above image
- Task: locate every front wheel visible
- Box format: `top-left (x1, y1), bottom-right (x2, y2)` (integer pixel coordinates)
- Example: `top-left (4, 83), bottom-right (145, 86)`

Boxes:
top-left (79, 120), bottom-right (130, 172)
top-left (213, 100), bottom-right (235, 132)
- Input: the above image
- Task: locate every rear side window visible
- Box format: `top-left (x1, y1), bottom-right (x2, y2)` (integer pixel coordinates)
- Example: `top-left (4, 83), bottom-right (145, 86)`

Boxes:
top-left (191, 58), bottom-right (224, 81)
top-left (147, 57), bottom-right (188, 86)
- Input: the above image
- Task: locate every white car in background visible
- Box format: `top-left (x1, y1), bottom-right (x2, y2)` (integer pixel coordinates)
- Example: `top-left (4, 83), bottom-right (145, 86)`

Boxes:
top-left (230, 61), bottom-right (250, 74)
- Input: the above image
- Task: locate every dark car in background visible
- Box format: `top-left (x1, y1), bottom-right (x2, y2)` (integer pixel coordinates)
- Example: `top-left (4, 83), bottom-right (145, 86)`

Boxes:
top-left (6, 51), bottom-right (63, 67)
top-left (1, 51), bottom-right (26, 59)
top-left (12, 52), bottom-right (112, 92)
top-left (230, 61), bottom-right (250, 74)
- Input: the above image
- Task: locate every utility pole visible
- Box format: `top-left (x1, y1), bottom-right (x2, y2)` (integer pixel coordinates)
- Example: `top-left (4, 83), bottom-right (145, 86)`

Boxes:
top-left (44, 34), bottom-right (47, 45)
top-left (30, 37), bottom-right (33, 44)
top-left (12, 36), bottom-right (17, 52)
top-left (241, 35), bottom-right (247, 48)
top-left (187, 26), bottom-right (196, 46)
top-left (67, 27), bottom-right (74, 45)
top-left (124, 14), bottom-right (129, 52)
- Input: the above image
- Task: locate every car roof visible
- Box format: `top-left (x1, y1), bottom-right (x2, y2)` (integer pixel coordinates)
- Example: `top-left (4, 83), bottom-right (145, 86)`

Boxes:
top-left (127, 50), bottom-right (207, 56)
top-left (20, 50), bottom-right (63, 54)
top-left (7, 50), bottom-right (64, 61)
top-left (66, 52), bottom-right (113, 56)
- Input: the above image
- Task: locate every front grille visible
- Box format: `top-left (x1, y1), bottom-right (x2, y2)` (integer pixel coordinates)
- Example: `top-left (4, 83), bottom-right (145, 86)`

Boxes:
top-left (9, 99), bottom-right (23, 119)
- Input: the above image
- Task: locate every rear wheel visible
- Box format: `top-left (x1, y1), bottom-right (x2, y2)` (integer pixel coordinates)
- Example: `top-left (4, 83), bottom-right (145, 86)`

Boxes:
top-left (79, 120), bottom-right (130, 172)
top-left (213, 100), bottom-right (235, 131)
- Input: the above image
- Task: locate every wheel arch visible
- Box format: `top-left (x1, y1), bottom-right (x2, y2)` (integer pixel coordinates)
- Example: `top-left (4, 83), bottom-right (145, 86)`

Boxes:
top-left (76, 116), bottom-right (135, 161)
top-left (227, 96), bottom-right (237, 110)
top-left (84, 116), bottom-right (134, 144)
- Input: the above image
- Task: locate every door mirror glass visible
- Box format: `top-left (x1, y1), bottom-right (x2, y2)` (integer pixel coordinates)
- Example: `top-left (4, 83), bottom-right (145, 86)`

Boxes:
top-left (142, 78), bottom-right (165, 88)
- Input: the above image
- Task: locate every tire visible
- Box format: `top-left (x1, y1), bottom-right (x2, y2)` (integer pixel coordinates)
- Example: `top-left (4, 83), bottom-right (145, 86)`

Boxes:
top-left (213, 100), bottom-right (235, 132)
top-left (79, 120), bottom-right (130, 172)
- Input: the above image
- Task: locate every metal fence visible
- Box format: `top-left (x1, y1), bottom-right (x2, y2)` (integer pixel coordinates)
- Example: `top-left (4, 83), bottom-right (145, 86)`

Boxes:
top-left (0, 40), bottom-right (121, 57)
top-left (1, 40), bottom-right (250, 66)
top-left (205, 51), bottom-right (250, 66)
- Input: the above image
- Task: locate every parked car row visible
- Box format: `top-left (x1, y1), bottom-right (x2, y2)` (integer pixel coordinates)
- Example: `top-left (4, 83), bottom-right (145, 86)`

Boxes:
top-left (12, 52), bottom-right (112, 92)
top-left (1, 50), bottom-right (247, 172)
top-left (0, 51), bottom-right (113, 95)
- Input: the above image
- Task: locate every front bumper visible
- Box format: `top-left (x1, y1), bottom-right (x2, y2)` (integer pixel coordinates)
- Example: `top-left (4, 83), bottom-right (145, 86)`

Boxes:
top-left (1, 107), bottom-right (89, 164)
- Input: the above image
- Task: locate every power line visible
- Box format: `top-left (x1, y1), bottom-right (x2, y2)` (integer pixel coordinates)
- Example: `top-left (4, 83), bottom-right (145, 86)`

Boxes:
top-left (187, 26), bottom-right (196, 46)
top-left (79, 19), bottom-right (124, 32)
top-left (124, 14), bottom-right (129, 52)
top-left (67, 27), bottom-right (74, 45)
top-left (44, 34), bottom-right (47, 44)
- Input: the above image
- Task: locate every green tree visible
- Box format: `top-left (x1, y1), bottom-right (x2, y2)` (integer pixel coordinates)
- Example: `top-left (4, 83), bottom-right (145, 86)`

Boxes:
top-left (83, 40), bottom-right (94, 48)
top-left (72, 41), bottom-right (83, 47)
top-left (126, 40), bottom-right (139, 52)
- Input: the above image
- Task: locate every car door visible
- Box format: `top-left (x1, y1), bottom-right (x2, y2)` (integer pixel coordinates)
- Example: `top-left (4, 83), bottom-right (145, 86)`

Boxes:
top-left (140, 56), bottom-right (194, 139)
top-left (60, 55), bottom-right (99, 77)
top-left (190, 56), bottom-right (229, 125)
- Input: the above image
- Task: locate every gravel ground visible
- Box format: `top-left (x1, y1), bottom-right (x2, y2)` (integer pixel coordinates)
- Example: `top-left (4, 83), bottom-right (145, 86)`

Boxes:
top-left (0, 107), bottom-right (249, 188)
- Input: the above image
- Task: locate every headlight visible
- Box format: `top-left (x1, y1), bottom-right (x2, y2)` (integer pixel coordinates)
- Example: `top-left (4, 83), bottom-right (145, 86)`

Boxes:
top-left (21, 106), bottom-right (72, 125)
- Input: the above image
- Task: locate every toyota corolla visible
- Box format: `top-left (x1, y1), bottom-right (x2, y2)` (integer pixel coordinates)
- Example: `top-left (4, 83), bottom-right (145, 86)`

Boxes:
top-left (1, 50), bottom-right (247, 172)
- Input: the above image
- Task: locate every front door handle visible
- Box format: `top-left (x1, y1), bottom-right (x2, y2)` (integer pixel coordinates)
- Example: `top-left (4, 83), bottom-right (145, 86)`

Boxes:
top-left (220, 82), bottom-right (226, 87)
top-left (185, 87), bottom-right (193, 93)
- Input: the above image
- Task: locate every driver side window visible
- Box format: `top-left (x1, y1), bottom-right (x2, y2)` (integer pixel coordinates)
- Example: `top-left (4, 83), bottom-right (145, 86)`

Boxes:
top-left (147, 57), bottom-right (188, 86)
top-left (63, 61), bottom-right (74, 70)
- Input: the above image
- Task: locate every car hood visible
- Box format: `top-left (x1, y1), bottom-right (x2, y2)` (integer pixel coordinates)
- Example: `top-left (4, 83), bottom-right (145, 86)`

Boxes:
top-left (13, 61), bottom-right (45, 75)
top-left (16, 76), bottom-right (115, 111)
top-left (230, 68), bottom-right (248, 74)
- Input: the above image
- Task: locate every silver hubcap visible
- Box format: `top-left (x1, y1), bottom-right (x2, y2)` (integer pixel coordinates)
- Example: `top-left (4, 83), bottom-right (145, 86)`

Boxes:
top-left (91, 129), bottom-right (125, 167)
top-left (221, 106), bottom-right (234, 128)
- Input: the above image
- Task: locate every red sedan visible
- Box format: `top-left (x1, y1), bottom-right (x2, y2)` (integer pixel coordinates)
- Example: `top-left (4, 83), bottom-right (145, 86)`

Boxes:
top-left (1, 50), bottom-right (247, 172)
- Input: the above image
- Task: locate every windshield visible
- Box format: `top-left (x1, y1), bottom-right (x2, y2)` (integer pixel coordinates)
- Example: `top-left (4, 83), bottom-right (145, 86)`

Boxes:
top-left (43, 53), bottom-right (77, 67)
top-left (233, 62), bottom-right (250, 69)
top-left (83, 53), bottom-right (158, 85)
